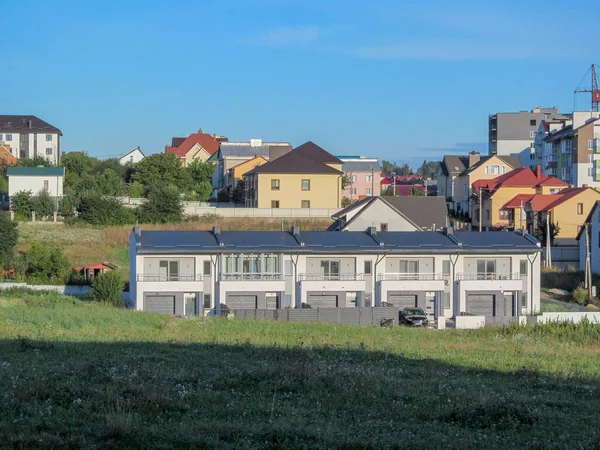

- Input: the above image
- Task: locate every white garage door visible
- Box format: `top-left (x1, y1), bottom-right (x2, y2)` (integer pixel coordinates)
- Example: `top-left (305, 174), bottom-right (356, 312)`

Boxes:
top-left (227, 295), bottom-right (257, 309)
top-left (145, 295), bottom-right (176, 314)
top-left (307, 295), bottom-right (338, 308)
top-left (388, 294), bottom-right (417, 309)
top-left (466, 294), bottom-right (494, 316)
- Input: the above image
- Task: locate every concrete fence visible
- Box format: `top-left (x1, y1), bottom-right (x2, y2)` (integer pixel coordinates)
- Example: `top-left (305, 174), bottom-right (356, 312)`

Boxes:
top-left (541, 246), bottom-right (580, 270)
top-left (0, 283), bottom-right (91, 296)
top-left (535, 312), bottom-right (600, 324)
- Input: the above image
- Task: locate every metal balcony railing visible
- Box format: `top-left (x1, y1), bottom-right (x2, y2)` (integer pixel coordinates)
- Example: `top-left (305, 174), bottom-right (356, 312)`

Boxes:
top-left (456, 273), bottom-right (521, 281)
top-left (220, 273), bottom-right (283, 281)
top-left (298, 273), bottom-right (364, 281)
top-left (377, 273), bottom-right (442, 281)
top-left (137, 274), bottom-right (202, 282)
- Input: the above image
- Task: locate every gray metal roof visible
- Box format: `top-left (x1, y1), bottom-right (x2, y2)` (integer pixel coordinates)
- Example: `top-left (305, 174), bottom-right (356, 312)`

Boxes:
top-left (7, 167), bottom-right (65, 177)
top-left (342, 160), bottom-right (381, 173)
top-left (219, 142), bottom-right (291, 158)
top-left (135, 229), bottom-right (540, 254)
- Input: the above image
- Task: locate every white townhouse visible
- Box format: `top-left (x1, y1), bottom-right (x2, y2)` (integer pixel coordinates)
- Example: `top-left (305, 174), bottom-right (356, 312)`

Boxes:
top-left (129, 227), bottom-right (541, 322)
top-left (0, 115), bottom-right (62, 164)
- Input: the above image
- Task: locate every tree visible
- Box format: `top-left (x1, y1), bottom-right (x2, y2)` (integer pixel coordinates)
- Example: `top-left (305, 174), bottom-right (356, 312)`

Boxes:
top-left (396, 163), bottom-right (414, 176)
top-left (231, 180), bottom-right (245, 204)
top-left (341, 174), bottom-right (351, 190)
top-left (416, 160), bottom-right (441, 179)
top-left (21, 243), bottom-right (71, 283)
top-left (382, 161), bottom-right (413, 176)
top-left (0, 212), bottom-right (18, 268)
top-left (128, 181), bottom-right (144, 198)
top-left (30, 189), bottom-right (56, 218)
top-left (341, 197), bottom-right (352, 208)
top-left (133, 153), bottom-right (183, 189)
top-left (534, 220), bottom-right (560, 246)
top-left (96, 168), bottom-right (126, 196)
top-left (88, 270), bottom-right (124, 307)
top-left (11, 190), bottom-right (33, 219)
top-left (16, 156), bottom-right (54, 168)
top-left (78, 195), bottom-right (136, 226)
top-left (380, 186), bottom-right (393, 196)
top-left (409, 186), bottom-right (425, 196)
top-left (217, 188), bottom-right (230, 203)
top-left (138, 184), bottom-right (183, 223)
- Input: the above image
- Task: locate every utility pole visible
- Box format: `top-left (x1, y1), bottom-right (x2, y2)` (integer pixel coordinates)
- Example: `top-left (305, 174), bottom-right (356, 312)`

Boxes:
top-left (545, 212), bottom-right (552, 268)
top-left (425, 179), bottom-right (428, 197)
top-left (478, 186), bottom-right (483, 232)
top-left (371, 168), bottom-right (374, 196)
top-left (391, 172), bottom-right (396, 196)
top-left (586, 222), bottom-right (592, 298)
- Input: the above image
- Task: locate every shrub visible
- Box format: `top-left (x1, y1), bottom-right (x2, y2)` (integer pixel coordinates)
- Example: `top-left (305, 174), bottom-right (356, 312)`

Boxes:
top-left (0, 211), bottom-right (18, 268)
top-left (88, 270), bottom-right (124, 307)
top-left (128, 181), bottom-right (144, 198)
top-left (30, 189), bottom-right (56, 218)
top-left (137, 184), bottom-right (183, 223)
top-left (0, 176), bottom-right (7, 194)
top-left (11, 190), bottom-right (33, 220)
top-left (21, 243), bottom-right (71, 283)
top-left (78, 195), bottom-right (136, 226)
top-left (571, 283), bottom-right (588, 306)
top-left (217, 188), bottom-right (230, 203)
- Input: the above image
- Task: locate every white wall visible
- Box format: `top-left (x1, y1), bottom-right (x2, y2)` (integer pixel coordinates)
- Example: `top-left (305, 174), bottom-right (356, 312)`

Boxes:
top-left (8, 175), bottom-right (64, 197)
top-left (0, 132), bottom-right (60, 164)
top-left (495, 140), bottom-right (536, 168)
top-left (342, 199), bottom-right (420, 231)
top-left (119, 149), bottom-right (144, 165)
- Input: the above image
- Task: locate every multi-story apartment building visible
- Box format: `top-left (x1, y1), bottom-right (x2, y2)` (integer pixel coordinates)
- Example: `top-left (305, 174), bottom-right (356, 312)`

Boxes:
top-left (130, 227), bottom-right (541, 320)
top-left (489, 107), bottom-right (570, 167)
top-left (0, 115), bottom-right (62, 164)
top-left (338, 156), bottom-right (382, 199)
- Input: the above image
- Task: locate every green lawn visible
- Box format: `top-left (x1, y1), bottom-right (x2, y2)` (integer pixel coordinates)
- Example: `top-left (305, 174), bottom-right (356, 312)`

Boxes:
top-left (1, 290), bottom-right (600, 448)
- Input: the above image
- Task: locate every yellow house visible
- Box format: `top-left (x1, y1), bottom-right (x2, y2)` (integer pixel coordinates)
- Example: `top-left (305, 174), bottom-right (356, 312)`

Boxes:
top-left (471, 166), bottom-right (568, 230)
top-left (244, 141), bottom-right (343, 209)
top-left (526, 187), bottom-right (600, 245)
top-left (225, 155), bottom-right (268, 191)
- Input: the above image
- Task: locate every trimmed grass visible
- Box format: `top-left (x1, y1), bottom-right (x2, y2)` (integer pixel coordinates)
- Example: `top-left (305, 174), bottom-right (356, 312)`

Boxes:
top-left (1, 291), bottom-right (600, 448)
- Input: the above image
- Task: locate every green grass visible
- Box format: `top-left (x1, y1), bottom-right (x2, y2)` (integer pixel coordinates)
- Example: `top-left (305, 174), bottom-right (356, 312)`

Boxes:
top-left (1, 291), bottom-right (600, 448)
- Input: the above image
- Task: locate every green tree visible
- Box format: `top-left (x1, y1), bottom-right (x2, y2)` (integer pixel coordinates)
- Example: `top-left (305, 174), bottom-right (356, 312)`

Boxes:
top-left (231, 180), bottom-right (245, 204)
top-left (217, 188), bottom-right (230, 203)
top-left (133, 153), bottom-right (183, 189)
top-left (409, 186), bottom-right (425, 196)
top-left (138, 184), bottom-right (183, 223)
top-left (88, 270), bottom-right (124, 307)
top-left (0, 176), bottom-right (7, 194)
top-left (416, 160), bottom-right (441, 179)
top-left (534, 220), bottom-right (560, 246)
top-left (22, 243), bottom-right (71, 283)
top-left (78, 195), bottom-right (136, 226)
top-left (16, 156), bottom-right (54, 168)
top-left (341, 197), bottom-right (352, 208)
top-left (0, 212), bottom-right (18, 268)
top-left (30, 189), bottom-right (56, 218)
top-left (128, 181), bottom-right (144, 198)
top-left (96, 168), bottom-right (126, 196)
top-left (11, 190), bottom-right (33, 219)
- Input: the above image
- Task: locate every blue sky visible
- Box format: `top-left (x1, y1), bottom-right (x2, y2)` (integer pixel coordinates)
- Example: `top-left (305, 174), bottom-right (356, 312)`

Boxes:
top-left (2, 0), bottom-right (598, 165)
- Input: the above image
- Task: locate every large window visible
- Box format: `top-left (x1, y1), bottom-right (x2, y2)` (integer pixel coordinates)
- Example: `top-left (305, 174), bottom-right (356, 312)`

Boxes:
top-left (5, 134), bottom-right (12, 141)
top-left (320, 260), bottom-right (340, 279)
top-left (159, 260), bottom-right (180, 281)
top-left (203, 261), bottom-right (211, 276)
top-left (399, 260), bottom-right (419, 277)
top-left (520, 260), bottom-right (527, 276)
top-left (476, 260), bottom-right (496, 280)
top-left (223, 254), bottom-right (281, 280)
top-left (442, 260), bottom-right (450, 276)
top-left (364, 260), bottom-right (372, 275)
top-left (366, 175), bottom-right (373, 182)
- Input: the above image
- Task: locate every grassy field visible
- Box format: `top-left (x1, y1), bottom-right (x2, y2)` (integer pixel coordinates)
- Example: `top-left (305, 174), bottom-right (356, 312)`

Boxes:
top-left (16, 218), bottom-right (332, 270)
top-left (1, 290), bottom-right (600, 448)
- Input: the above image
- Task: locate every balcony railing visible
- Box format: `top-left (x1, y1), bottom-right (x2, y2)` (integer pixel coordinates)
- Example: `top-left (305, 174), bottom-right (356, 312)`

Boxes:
top-left (298, 273), bottom-right (364, 281)
top-left (456, 273), bottom-right (521, 281)
top-left (377, 273), bottom-right (442, 281)
top-left (137, 274), bottom-right (202, 282)
top-left (220, 273), bottom-right (283, 281)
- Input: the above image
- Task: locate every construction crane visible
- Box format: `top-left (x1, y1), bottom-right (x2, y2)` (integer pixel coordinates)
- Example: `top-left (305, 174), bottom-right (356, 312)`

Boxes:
top-left (574, 64), bottom-right (600, 112)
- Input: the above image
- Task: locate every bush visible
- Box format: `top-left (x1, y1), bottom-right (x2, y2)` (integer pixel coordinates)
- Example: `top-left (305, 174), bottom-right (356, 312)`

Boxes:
top-left (11, 190), bottom-right (32, 220)
top-left (78, 195), bottom-right (136, 226)
top-left (137, 184), bottom-right (183, 223)
top-left (571, 283), bottom-right (588, 306)
top-left (0, 211), bottom-right (18, 268)
top-left (30, 189), bottom-right (56, 218)
top-left (128, 181), bottom-right (144, 198)
top-left (217, 188), bottom-right (230, 203)
top-left (88, 270), bottom-right (124, 307)
top-left (21, 243), bottom-right (71, 283)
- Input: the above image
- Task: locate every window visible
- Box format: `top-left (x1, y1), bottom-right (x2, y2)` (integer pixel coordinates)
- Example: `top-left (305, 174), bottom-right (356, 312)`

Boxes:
top-left (500, 165), bottom-right (506, 174)
top-left (589, 167), bottom-right (594, 178)
top-left (380, 223), bottom-right (388, 231)
top-left (520, 260), bottom-right (527, 276)
top-left (366, 188), bottom-right (372, 195)
top-left (350, 188), bottom-right (357, 195)
top-left (301, 200), bottom-right (310, 208)
top-left (490, 165), bottom-right (499, 174)
top-left (284, 294), bottom-right (292, 308)
top-left (366, 175), bottom-right (373, 182)
top-left (223, 254), bottom-right (281, 279)
top-left (43, 180), bottom-right (49, 191)
top-left (399, 260), bottom-right (419, 275)
top-left (320, 260), bottom-right (340, 278)
top-left (301, 179), bottom-right (310, 190)
top-left (476, 260), bottom-right (496, 280)
top-left (589, 154), bottom-right (593, 163)
top-left (485, 166), bottom-right (489, 174)
top-left (203, 294), bottom-right (211, 309)
top-left (203, 261), bottom-right (211, 276)
top-left (45, 134), bottom-right (52, 141)
top-left (529, 131), bottom-right (536, 138)
top-left (45, 148), bottom-right (52, 155)
top-left (443, 292), bottom-right (451, 309)
top-left (130, 155), bottom-right (134, 163)
top-left (351, 175), bottom-right (357, 183)
top-left (589, 140), bottom-right (595, 150)
top-left (530, 119), bottom-right (536, 126)
top-left (442, 260), bottom-right (450, 276)
top-left (271, 200), bottom-right (279, 208)
top-left (486, 209), bottom-right (490, 221)
top-left (499, 209), bottom-right (508, 220)
top-left (520, 292), bottom-right (527, 308)
top-left (5, 134), bottom-right (12, 141)
top-left (271, 179), bottom-right (280, 190)
top-left (159, 260), bottom-right (179, 281)
top-left (364, 260), bottom-right (372, 275)
top-left (577, 203), bottom-right (583, 215)
top-left (529, 143), bottom-right (535, 149)
top-left (284, 260), bottom-right (293, 276)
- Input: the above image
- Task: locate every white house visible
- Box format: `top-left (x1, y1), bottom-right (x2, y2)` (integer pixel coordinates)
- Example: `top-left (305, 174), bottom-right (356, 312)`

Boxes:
top-left (7, 167), bottom-right (65, 198)
top-left (118, 146), bottom-right (145, 165)
top-left (578, 200), bottom-right (600, 274)
top-left (0, 115), bottom-right (62, 164)
top-left (129, 227), bottom-right (541, 323)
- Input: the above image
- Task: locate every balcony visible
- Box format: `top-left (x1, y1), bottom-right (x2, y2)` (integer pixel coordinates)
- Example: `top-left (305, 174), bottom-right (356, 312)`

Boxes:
top-left (137, 274), bottom-right (202, 282)
top-left (219, 272), bottom-right (286, 293)
top-left (136, 274), bottom-right (203, 292)
top-left (221, 273), bottom-right (283, 281)
top-left (377, 273), bottom-right (446, 297)
top-left (298, 273), bottom-right (366, 297)
top-left (378, 273), bottom-right (441, 281)
top-left (456, 272), bottom-right (523, 294)
top-left (299, 273), bottom-right (364, 281)
top-left (457, 273), bottom-right (520, 281)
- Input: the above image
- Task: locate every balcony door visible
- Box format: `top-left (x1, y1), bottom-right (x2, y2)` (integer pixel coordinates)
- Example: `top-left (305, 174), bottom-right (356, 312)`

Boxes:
top-left (476, 260), bottom-right (496, 280)
top-left (320, 260), bottom-right (340, 280)
top-left (399, 260), bottom-right (419, 280)
top-left (159, 260), bottom-right (179, 281)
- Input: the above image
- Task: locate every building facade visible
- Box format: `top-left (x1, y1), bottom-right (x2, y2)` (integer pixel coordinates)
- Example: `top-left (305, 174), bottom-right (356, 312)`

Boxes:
top-left (338, 156), bottom-right (382, 199)
top-left (165, 130), bottom-right (222, 167)
top-left (0, 115), bottom-right (62, 164)
top-left (118, 147), bottom-right (145, 165)
top-left (7, 167), bottom-right (65, 198)
top-left (130, 227), bottom-right (541, 320)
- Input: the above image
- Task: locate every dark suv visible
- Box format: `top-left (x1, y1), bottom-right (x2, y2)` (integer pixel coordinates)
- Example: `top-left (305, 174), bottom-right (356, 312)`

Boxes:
top-left (399, 308), bottom-right (428, 327)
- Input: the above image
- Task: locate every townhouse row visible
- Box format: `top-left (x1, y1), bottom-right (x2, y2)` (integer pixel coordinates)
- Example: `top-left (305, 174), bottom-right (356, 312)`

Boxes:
top-left (129, 227), bottom-right (541, 319)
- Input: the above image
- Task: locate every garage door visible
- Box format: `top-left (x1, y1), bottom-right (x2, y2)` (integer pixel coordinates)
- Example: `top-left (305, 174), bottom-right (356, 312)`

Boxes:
top-left (307, 295), bottom-right (338, 308)
top-left (145, 295), bottom-right (176, 314)
top-left (388, 294), bottom-right (417, 309)
top-left (466, 294), bottom-right (494, 316)
top-left (227, 295), bottom-right (257, 309)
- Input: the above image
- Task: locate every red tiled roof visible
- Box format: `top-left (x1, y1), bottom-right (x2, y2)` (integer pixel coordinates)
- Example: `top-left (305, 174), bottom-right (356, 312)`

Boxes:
top-left (472, 167), bottom-right (567, 194)
top-left (527, 187), bottom-right (600, 212)
top-left (165, 131), bottom-right (220, 158)
top-left (503, 194), bottom-right (535, 209)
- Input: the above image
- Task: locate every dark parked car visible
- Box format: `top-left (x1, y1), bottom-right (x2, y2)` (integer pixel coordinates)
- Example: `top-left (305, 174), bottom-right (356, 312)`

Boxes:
top-left (399, 308), bottom-right (428, 327)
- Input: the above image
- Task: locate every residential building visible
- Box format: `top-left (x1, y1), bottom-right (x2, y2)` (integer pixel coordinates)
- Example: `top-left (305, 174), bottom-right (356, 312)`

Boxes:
top-left (165, 130), bottom-right (221, 166)
top-left (328, 196), bottom-right (447, 232)
top-left (118, 146), bottom-right (145, 165)
top-left (209, 139), bottom-right (291, 197)
top-left (381, 174), bottom-right (436, 197)
top-left (243, 141), bottom-right (343, 209)
top-left (471, 166), bottom-right (568, 231)
top-left (438, 151), bottom-right (522, 214)
top-left (338, 156), bottom-right (382, 199)
top-left (534, 120), bottom-right (568, 176)
top-left (0, 115), bottom-right (62, 164)
top-left (525, 186), bottom-right (600, 246)
top-left (7, 166), bottom-right (65, 198)
top-left (0, 144), bottom-right (17, 166)
top-left (577, 201), bottom-right (600, 274)
top-left (225, 155), bottom-right (268, 194)
top-left (488, 106), bottom-right (570, 166)
top-left (129, 226), bottom-right (541, 319)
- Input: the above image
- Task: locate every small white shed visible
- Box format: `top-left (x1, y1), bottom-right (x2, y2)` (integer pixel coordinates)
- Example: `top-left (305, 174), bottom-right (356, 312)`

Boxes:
top-left (7, 166), bottom-right (65, 197)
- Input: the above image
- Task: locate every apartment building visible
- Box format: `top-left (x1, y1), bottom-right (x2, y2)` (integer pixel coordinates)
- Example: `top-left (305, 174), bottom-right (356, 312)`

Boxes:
top-left (338, 156), bottom-right (382, 199)
top-left (489, 107), bottom-right (570, 167)
top-left (0, 115), bottom-right (62, 164)
top-left (130, 227), bottom-right (541, 320)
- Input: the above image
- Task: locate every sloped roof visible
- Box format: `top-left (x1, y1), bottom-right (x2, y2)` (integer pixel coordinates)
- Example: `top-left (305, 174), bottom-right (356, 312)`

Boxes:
top-left (249, 148), bottom-right (343, 175)
top-left (7, 167), bottom-right (65, 177)
top-left (120, 147), bottom-right (145, 159)
top-left (472, 167), bottom-right (567, 194)
top-left (0, 115), bottom-right (62, 135)
top-left (441, 155), bottom-right (469, 176)
top-left (343, 160), bottom-right (381, 173)
top-left (381, 196), bottom-right (448, 230)
top-left (219, 142), bottom-right (291, 158)
top-left (293, 141), bottom-right (343, 164)
top-left (166, 131), bottom-right (220, 157)
top-left (503, 194), bottom-right (535, 209)
top-left (464, 155), bottom-right (522, 174)
top-left (527, 187), bottom-right (600, 212)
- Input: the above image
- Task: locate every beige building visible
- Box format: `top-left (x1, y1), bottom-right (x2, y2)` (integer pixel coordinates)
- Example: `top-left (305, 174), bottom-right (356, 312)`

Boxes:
top-left (244, 141), bottom-right (344, 209)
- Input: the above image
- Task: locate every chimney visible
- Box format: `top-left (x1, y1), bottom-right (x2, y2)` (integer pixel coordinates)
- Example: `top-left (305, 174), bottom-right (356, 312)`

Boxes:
top-left (583, 184), bottom-right (589, 188)
top-left (468, 151), bottom-right (480, 168)
top-left (198, 129), bottom-right (203, 134)
top-left (444, 226), bottom-right (454, 236)
top-left (290, 225), bottom-right (304, 246)
top-left (367, 226), bottom-right (377, 236)
top-left (134, 225), bottom-right (141, 237)
top-left (535, 165), bottom-right (542, 179)
top-left (269, 145), bottom-right (291, 162)
top-left (28, 120), bottom-right (32, 129)
top-left (212, 226), bottom-right (224, 246)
